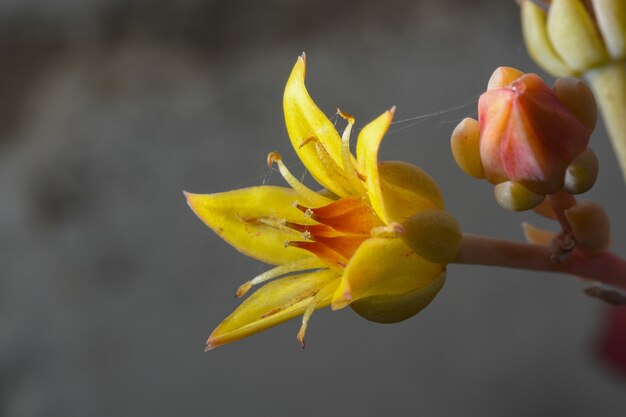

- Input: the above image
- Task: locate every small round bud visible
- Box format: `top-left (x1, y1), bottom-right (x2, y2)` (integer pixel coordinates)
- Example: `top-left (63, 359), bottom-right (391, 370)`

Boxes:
top-left (451, 118), bottom-right (485, 179)
top-left (565, 200), bottom-right (611, 252)
top-left (563, 148), bottom-right (599, 194)
top-left (494, 181), bottom-right (545, 211)
top-left (400, 210), bottom-right (462, 264)
top-left (553, 77), bottom-right (597, 131)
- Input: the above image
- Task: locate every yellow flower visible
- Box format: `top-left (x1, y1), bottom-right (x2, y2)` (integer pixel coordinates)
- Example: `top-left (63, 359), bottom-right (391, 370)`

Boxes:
top-left (186, 55), bottom-right (460, 350)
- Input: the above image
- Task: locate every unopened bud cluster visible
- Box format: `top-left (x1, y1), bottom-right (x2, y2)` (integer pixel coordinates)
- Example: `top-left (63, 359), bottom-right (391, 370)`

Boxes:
top-left (452, 66), bottom-right (598, 211)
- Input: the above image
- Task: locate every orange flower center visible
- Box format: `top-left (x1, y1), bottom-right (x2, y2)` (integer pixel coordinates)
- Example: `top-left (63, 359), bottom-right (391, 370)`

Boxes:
top-left (287, 196), bottom-right (384, 269)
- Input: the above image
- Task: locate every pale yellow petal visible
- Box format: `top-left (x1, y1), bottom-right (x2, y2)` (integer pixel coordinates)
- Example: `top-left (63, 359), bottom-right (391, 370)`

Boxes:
top-left (207, 269), bottom-right (340, 349)
top-left (547, 0), bottom-right (609, 71)
top-left (185, 186), bottom-right (318, 265)
top-left (283, 55), bottom-right (350, 196)
top-left (521, 0), bottom-right (575, 77)
top-left (592, 0), bottom-right (626, 60)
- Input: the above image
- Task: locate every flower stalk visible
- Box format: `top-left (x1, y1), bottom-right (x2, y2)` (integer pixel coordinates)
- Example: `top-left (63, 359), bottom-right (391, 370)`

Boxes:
top-left (454, 234), bottom-right (626, 292)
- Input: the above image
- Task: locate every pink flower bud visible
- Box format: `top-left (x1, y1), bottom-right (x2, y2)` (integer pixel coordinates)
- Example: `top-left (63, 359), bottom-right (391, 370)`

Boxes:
top-left (478, 68), bottom-right (594, 195)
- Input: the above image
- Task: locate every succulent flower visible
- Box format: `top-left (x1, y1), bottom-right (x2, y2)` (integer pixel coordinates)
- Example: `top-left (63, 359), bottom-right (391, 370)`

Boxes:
top-left (451, 66), bottom-right (598, 210)
top-left (186, 55), bottom-right (461, 349)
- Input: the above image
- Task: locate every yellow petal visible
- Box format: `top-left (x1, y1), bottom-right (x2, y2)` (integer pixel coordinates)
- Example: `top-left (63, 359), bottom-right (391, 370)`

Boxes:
top-left (547, 0), bottom-right (609, 71)
top-left (331, 237), bottom-right (444, 322)
top-left (377, 161), bottom-right (445, 223)
top-left (592, 0), bottom-right (626, 60)
top-left (207, 269), bottom-right (340, 349)
top-left (521, 0), bottom-right (575, 77)
top-left (185, 186), bottom-right (318, 265)
top-left (283, 55), bottom-right (351, 196)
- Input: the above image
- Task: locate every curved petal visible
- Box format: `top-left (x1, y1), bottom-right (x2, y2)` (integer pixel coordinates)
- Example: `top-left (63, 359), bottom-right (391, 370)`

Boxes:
top-left (283, 55), bottom-right (351, 196)
top-left (521, 0), bottom-right (575, 77)
top-left (207, 269), bottom-right (340, 349)
top-left (355, 108), bottom-right (395, 223)
top-left (185, 186), bottom-right (319, 265)
top-left (592, 0), bottom-right (626, 60)
top-left (547, 0), bottom-right (609, 71)
top-left (331, 237), bottom-right (444, 309)
top-left (377, 161), bottom-right (445, 222)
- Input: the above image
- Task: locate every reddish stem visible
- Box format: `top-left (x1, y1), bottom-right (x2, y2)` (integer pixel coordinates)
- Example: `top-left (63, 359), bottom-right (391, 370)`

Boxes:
top-left (546, 191), bottom-right (576, 233)
top-left (454, 234), bottom-right (626, 291)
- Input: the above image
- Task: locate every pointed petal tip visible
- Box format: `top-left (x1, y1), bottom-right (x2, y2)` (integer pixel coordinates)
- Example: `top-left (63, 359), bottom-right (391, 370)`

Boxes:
top-left (299, 51), bottom-right (306, 61)
top-left (182, 190), bottom-right (193, 201)
top-left (389, 105), bottom-right (396, 115)
top-left (204, 340), bottom-right (216, 352)
top-left (331, 289), bottom-right (352, 310)
top-left (183, 191), bottom-right (199, 208)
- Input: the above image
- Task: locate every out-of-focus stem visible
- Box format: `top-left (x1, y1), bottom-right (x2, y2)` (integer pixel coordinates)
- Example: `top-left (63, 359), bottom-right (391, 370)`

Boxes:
top-left (454, 234), bottom-right (626, 291)
top-left (546, 191), bottom-right (576, 232)
top-left (585, 61), bottom-right (626, 182)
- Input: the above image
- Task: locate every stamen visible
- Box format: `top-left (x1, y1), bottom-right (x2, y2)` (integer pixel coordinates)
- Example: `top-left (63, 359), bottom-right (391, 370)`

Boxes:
top-left (262, 289), bottom-right (316, 318)
top-left (299, 136), bottom-right (358, 196)
top-left (355, 170), bottom-right (367, 182)
top-left (267, 152), bottom-right (333, 207)
top-left (314, 141), bottom-right (359, 195)
top-left (236, 257), bottom-right (325, 298)
top-left (296, 281), bottom-right (337, 348)
top-left (337, 108), bottom-right (367, 195)
top-left (258, 217), bottom-right (287, 228)
top-left (285, 222), bottom-right (341, 238)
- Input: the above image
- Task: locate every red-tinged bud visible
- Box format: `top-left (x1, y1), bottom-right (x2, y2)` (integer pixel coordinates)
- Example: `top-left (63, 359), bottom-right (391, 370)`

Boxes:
top-left (477, 68), bottom-right (595, 196)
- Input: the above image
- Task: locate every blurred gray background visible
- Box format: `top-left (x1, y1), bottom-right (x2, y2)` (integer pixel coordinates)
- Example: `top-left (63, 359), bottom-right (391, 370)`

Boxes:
top-left (1, 0), bottom-right (625, 416)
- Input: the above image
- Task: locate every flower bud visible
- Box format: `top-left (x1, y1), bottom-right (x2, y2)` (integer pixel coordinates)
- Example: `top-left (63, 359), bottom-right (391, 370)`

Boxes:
top-left (494, 181), bottom-right (545, 211)
top-left (565, 200), bottom-right (611, 252)
top-left (478, 68), bottom-right (594, 196)
top-left (350, 271), bottom-right (445, 323)
top-left (400, 210), bottom-right (462, 264)
top-left (563, 148), bottom-right (599, 194)
top-left (451, 118), bottom-right (485, 179)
